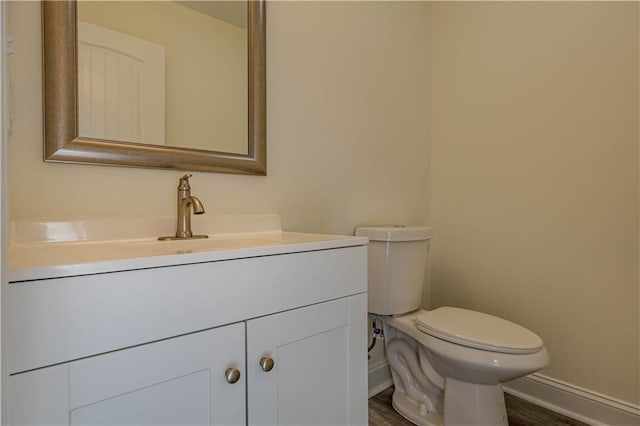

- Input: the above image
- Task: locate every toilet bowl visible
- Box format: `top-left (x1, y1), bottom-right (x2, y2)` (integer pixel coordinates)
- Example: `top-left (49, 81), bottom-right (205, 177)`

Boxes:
top-left (355, 226), bottom-right (549, 426)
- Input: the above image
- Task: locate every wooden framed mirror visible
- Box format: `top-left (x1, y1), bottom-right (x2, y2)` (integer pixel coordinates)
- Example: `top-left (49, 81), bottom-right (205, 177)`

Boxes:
top-left (42, 0), bottom-right (266, 175)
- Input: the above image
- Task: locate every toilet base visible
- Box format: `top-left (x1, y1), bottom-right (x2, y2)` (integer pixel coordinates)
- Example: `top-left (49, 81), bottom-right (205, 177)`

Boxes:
top-left (443, 378), bottom-right (508, 426)
top-left (391, 380), bottom-right (509, 426)
top-left (391, 389), bottom-right (443, 426)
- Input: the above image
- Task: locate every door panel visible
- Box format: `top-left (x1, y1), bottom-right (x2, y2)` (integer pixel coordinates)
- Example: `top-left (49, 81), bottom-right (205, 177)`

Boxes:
top-left (69, 331), bottom-right (211, 409)
top-left (77, 21), bottom-right (165, 145)
top-left (210, 322), bottom-right (246, 426)
top-left (9, 323), bottom-right (245, 426)
top-left (247, 314), bottom-right (278, 425)
top-left (70, 371), bottom-right (210, 425)
top-left (276, 297), bottom-right (348, 346)
top-left (8, 364), bottom-right (69, 425)
top-left (277, 327), bottom-right (348, 425)
top-left (247, 296), bottom-right (366, 426)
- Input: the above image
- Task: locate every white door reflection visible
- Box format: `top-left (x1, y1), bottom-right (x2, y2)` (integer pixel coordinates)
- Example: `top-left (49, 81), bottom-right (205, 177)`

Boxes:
top-left (78, 21), bottom-right (166, 145)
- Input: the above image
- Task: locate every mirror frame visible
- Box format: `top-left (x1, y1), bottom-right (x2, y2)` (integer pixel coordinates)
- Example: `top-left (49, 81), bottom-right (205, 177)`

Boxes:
top-left (42, 0), bottom-right (266, 175)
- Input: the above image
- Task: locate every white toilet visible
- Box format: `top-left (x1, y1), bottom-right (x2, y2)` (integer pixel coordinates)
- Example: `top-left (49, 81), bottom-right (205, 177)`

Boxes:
top-left (356, 226), bottom-right (549, 426)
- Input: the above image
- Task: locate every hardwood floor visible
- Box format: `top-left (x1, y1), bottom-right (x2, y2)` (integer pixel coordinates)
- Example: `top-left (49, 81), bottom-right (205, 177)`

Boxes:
top-left (504, 393), bottom-right (588, 426)
top-left (368, 387), bottom-right (589, 426)
top-left (368, 387), bottom-right (414, 426)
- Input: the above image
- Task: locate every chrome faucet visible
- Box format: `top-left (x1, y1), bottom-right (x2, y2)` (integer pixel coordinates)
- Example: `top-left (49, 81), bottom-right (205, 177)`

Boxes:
top-left (159, 174), bottom-right (209, 240)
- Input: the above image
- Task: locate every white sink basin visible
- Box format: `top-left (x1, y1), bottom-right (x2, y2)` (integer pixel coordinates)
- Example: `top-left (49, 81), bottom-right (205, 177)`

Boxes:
top-left (118, 236), bottom-right (282, 255)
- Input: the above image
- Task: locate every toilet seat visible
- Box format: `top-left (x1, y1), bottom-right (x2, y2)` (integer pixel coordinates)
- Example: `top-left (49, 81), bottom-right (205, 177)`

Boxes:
top-left (415, 307), bottom-right (543, 354)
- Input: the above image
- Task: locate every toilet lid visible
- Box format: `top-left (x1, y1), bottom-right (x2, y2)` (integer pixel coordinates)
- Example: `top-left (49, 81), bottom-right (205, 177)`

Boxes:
top-left (415, 307), bottom-right (543, 354)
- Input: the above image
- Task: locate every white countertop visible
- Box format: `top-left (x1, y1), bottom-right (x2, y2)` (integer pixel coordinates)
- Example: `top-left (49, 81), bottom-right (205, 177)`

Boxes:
top-left (8, 216), bottom-right (368, 282)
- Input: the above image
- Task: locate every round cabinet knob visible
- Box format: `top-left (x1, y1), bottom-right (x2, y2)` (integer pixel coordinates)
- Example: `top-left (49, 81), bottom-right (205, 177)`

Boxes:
top-left (259, 357), bottom-right (275, 372)
top-left (225, 368), bottom-right (241, 384)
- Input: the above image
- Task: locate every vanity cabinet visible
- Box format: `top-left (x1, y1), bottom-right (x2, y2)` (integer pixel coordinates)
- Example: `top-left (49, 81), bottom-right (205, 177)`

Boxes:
top-left (7, 244), bottom-right (368, 426)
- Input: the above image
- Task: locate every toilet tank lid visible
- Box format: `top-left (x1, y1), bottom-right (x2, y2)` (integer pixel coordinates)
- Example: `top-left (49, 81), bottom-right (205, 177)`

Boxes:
top-left (355, 226), bottom-right (432, 242)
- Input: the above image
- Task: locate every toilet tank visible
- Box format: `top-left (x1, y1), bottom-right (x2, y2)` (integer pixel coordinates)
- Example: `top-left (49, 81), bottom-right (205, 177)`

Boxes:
top-left (355, 226), bottom-right (432, 315)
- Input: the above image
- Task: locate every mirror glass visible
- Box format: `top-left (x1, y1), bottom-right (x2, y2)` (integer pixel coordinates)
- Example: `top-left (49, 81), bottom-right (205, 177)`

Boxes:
top-left (42, 0), bottom-right (265, 175)
top-left (77, 1), bottom-right (248, 155)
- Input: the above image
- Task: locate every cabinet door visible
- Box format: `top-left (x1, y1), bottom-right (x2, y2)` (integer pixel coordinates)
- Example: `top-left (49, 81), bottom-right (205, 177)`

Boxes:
top-left (8, 323), bottom-right (246, 426)
top-left (247, 294), bottom-right (368, 426)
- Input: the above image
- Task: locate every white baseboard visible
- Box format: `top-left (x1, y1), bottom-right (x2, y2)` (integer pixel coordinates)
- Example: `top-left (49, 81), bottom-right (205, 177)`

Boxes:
top-left (368, 360), bottom-right (393, 398)
top-left (504, 373), bottom-right (640, 426)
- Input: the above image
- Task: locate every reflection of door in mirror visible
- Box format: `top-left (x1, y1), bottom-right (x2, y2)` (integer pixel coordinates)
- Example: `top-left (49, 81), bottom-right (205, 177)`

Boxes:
top-left (77, 1), bottom-right (248, 155)
top-left (78, 21), bottom-right (166, 145)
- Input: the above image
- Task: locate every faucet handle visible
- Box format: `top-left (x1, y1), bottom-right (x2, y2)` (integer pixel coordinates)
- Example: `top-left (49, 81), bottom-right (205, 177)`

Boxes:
top-left (178, 174), bottom-right (193, 190)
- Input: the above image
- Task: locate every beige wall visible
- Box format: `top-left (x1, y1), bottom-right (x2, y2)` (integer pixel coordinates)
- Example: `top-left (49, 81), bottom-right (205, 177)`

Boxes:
top-left (78, 1), bottom-right (247, 153)
top-left (7, 1), bottom-right (430, 235)
top-left (430, 1), bottom-right (639, 404)
top-left (10, 0), bottom-right (639, 407)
